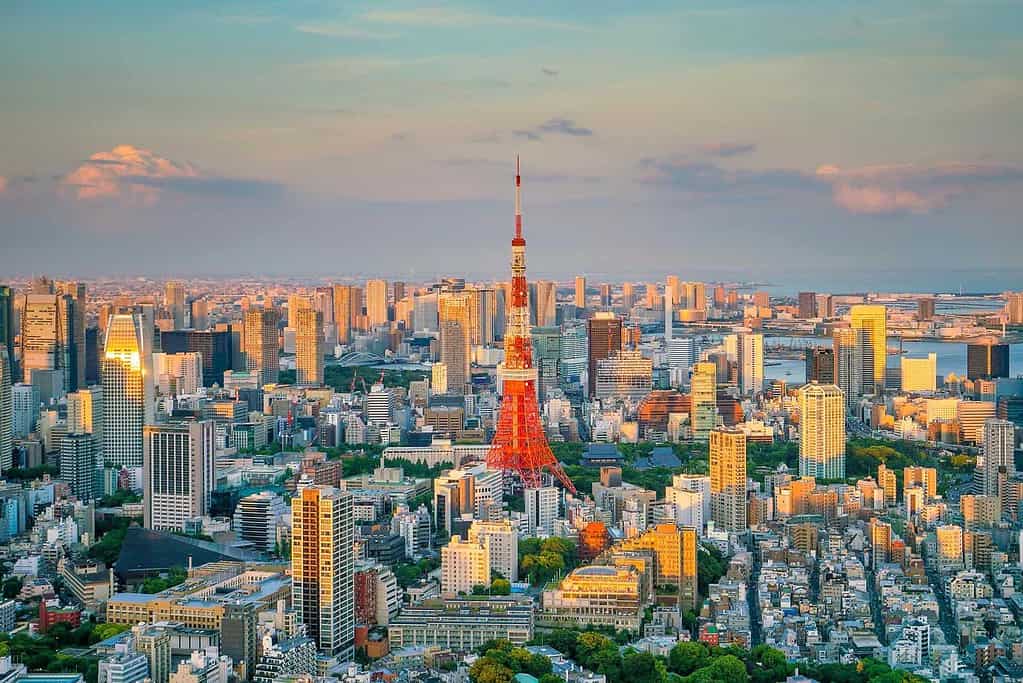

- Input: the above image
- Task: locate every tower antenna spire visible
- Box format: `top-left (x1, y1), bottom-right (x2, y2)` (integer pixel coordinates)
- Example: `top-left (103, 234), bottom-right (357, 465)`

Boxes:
top-left (515, 155), bottom-right (522, 239)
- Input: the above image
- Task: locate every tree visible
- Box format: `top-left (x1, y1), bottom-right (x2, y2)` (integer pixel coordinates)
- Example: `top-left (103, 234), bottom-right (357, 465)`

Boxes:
top-left (748, 645), bottom-right (791, 683)
top-left (622, 650), bottom-right (666, 683)
top-left (491, 578), bottom-right (511, 595)
top-left (470, 659), bottom-right (513, 683)
top-left (588, 648), bottom-right (623, 682)
top-left (545, 629), bottom-right (579, 659)
top-left (668, 642), bottom-right (709, 676)
top-left (2, 576), bottom-right (23, 600)
top-left (684, 655), bottom-right (749, 683)
top-left (575, 632), bottom-right (613, 665)
top-left (90, 623), bottom-right (130, 644)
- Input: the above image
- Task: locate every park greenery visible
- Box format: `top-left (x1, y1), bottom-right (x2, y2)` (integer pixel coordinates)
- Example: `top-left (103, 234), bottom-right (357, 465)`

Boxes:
top-left (139, 566), bottom-right (188, 594)
top-left (0, 620), bottom-right (130, 683)
top-left (1, 465), bottom-right (59, 481)
top-left (98, 489), bottom-right (142, 507)
top-left (469, 635), bottom-right (926, 683)
top-left (519, 537), bottom-right (576, 586)
top-left (87, 516), bottom-right (140, 567)
top-left (393, 557), bottom-right (440, 588)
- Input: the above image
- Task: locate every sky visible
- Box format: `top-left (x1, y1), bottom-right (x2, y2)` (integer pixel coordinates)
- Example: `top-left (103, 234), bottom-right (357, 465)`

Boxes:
top-left (1, 0), bottom-right (1022, 289)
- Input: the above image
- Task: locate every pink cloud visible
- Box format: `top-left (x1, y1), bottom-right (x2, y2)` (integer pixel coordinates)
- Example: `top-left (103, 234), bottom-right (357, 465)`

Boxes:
top-left (815, 162), bottom-right (1023, 215)
top-left (61, 144), bottom-right (199, 205)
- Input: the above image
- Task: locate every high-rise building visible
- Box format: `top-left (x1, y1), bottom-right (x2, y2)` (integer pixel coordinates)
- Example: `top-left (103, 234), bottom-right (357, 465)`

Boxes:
top-left (102, 313), bottom-right (149, 469)
top-left (20, 292), bottom-right (62, 388)
top-left (0, 348), bottom-right (11, 473)
top-left (935, 525), bottom-right (964, 572)
top-left (474, 287), bottom-right (498, 346)
top-left (805, 347), bottom-right (835, 384)
top-left (599, 283), bottom-right (611, 308)
top-left (901, 353), bottom-right (937, 393)
top-left (531, 327), bottom-right (561, 400)
top-left (737, 332), bottom-right (763, 397)
top-left (431, 363), bottom-right (448, 394)
top-left (294, 309), bottom-right (324, 386)
top-left (244, 308), bottom-right (279, 385)
top-left (832, 328), bottom-right (863, 410)
top-left (441, 534), bottom-right (490, 595)
top-left (534, 281), bottom-right (557, 328)
top-left (616, 524), bottom-right (698, 612)
top-left (587, 312), bottom-right (622, 397)
top-left (67, 386), bottom-right (103, 462)
top-left (365, 280), bottom-right (388, 329)
top-left (55, 281), bottom-right (86, 391)
top-left (977, 418), bottom-right (1015, 499)
top-left (291, 486), bottom-right (354, 657)
top-left (525, 486), bottom-right (559, 537)
top-left (1004, 292), bottom-right (1023, 324)
top-left (850, 304), bottom-right (887, 394)
top-left (967, 341), bottom-right (1010, 380)
top-left (233, 491), bottom-right (286, 551)
top-left (798, 383), bottom-right (845, 480)
top-left (667, 337), bottom-right (698, 387)
top-left (816, 294), bottom-right (834, 318)
top-left (189, 298), bottom-right (209, 331)
top-left (153, 352), bottom-right (203, 396)
top-left (918, 298), bottom-right (935, 321)
top-left (574, 276), bottom-right (586, 311)
top-left (468, 519), bottom-right (518, 582)
top-left (681, 282), bottom-right (706, 311)
top-left (621, 282), bottom-right (635, 310)
top-left (798, 292), bottom-right (817, 319)
top-left (12, 383), bottom-right (38, 438)
top-left (904, 466), bottom-right (937, 500)
top-left (164, 282), bottom-right (186, 330)
top-left (709, 427), bottom-right (747, 532)
top-left (61, 433), bottom-right (97, 501)
top-left (143, 420), bottom-right (215, 531)
top-left (439, 292), bottom-right (472, 394)
top-left (332, 284), bottom-right (353, 344)
top-left (665, 474), bottom-right (710, 532)
top-left (160, 329), bottom-right (234, 387)
top-left (0, 286), bottom-right (15, 382)
top-left (594, 350), bottom-right (652, 401)
top-left (690, 362), bottom-right (717, 440)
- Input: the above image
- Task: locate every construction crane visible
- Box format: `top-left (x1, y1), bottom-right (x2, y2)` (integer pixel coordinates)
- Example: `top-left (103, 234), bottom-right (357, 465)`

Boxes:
top-left (349, 370), bottom-right (368, 393)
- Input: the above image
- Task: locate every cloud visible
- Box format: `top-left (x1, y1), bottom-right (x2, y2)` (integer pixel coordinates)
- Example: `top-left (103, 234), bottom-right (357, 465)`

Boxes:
top-left (468, 131), bottom-right (502, 144)
top-left (698, 142), bottom-right (757, 158)
top-left (0, 177), bottom-right (6, 194)
top-left (437, 157), bottom-right (507, 169)
top-left (816, 162), bottom-right (1023, 215)
top-left (541, 67), bottom-right (559, 77)
top-left (361, 8), bottom-right (586, 31)
top-left (60, 145), bottom-right (282, 205)
top-left (513, 117), bottom-right (594, 141)
top-left (294, 23), bottom-right (396, 40)
top-left (638, 156), bottom-right (813, 197)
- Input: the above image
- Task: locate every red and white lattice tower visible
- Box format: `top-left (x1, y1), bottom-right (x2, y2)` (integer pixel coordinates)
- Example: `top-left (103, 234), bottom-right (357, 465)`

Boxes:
top-left (486, 158), bottom-right (577, 494)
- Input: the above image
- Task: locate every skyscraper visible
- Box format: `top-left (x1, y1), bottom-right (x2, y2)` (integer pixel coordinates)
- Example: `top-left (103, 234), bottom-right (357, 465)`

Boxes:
top-left (709, 427), bottom-right (747, 532)
top-left (534, 281), bottom-right (557, 327)
top-left (599, 283), bottom-right (611, 308)
top-left (164, 281), bottom-right (186, 330)
top-left (805, 347), bottom-right (835, 384)
top-left (832, 328), bottom-right (863, 410)
top-left (61, 433), bottom-right (97, 502)
top-left (160, 329), bottom-right (233, 386)
top-left (737, 332), bottom-right (763, 397)
top-left (918, 297), bottom-right (935, 321)
top-left (574, 276), bottom-right (586, 311)
top-left (144, 420), bottom-right (215, 531)
top-left (190, 298), bottom-right (209, 330)
top-left (102, 313), bottom-right (148, 469)
top-left (850, 304), bottom-right (887, 394)
top-left (365, 279), bottom-right (389, 329)
top-left (294, 309), bottom-right (324, 386)
top-left (967, 341), bottom-right (1010, 380)
top-left (0, 286), bottom-right (15, 382)
top-left (332, 284), bottom-right (353, 344)
top-left (798, 383), bottom-right (845, 480)
top-left (438, 292), bottom-right (472, 394)
top-left (0, 347), bottom-right (11, 473)
top-left (292, 486), bottom-right (354, 658)
top-left (244, 308), bottom-right (279, 385)
top-left (621, 282), bottom-right (635, 310)
top-left (901, 353), bottom-right (937, 393)
top-left (690, 362), bottom-right (717, 440)
top-left (67, 386), bottom-right (103, 461)
top-left (977, 418), bottom-right (1014, 499)
top-left (681, 282), bottom-right (706, 311)
top-left (798, 292), bottom-right (817, 319)
top-left (587, 312), bottom-right (622, 397)
top-left (21, 291), bottom-right (61, 385)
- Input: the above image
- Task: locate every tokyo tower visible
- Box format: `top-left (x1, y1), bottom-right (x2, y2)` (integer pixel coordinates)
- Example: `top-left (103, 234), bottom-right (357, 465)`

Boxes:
top-left (487, 159), bottom-right (577, 494)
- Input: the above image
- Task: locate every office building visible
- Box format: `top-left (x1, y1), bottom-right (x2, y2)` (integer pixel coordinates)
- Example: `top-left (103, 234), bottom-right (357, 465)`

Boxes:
top-left (531, 327), bottom-right (561, 400)
top-left (737, 332), bottom-right (763, 396)
top-left (102, 313), bottom-right (149, 469)
top-left (160, 329), bottom-right (233, 387)
top-left (365, 279), bottom-right (388, 329)
top-left (805, 347), bottom-right (835, 384)
top-left (559, 324), bottom-right (587, 386)
top-left (918, 298), bottom-right (935, 321)
top-left (468, 519), bottom-right (518, 582)
top-left (850, 304), bottom-right (887, 394)
top-left (534, 280), bottom-right (557, 327)
top-left (967, 341), bottom-right (1010, 380)
top-left (958, 401), bottom-right (996, 444)
top-left (431, 363), bottom-right (448, 395)
top-left (60, 433), bottom-right (97, 501)
top-left (21, 289), bottom-right (78, 396)
top-left (143, 420), bottom-right (215, 531)
top-left (165, 281), bottom-right (186, 329)
top-left (387, 597), bottom-right (534, 651)
top-left (621, 282), bottom-right (635, 310)
top-left (594, 350), bottom-right (653, 401)
top-left (153, 352), bottom-right (203, 396)
top-left (541, 565), bottom-right (643, 631)
top-left (332, 284), bottom-right (353, 344)
top-left (901, 353), bottom-right (937, 393)
top-left (441, 534), bottom-right (490, 595)
top-left (232, 491), bottom-right (286, 552)
top-left (244, 308), bottom-right (279, 385)
top-left (599, 283), bottom-right (612, 308)
top-left (681, 282), bottom-right (706, 311)
top-left (0, 285), bottom-right (15, 381)
top-left (0, 348), bottom-right (10, 473)
top-left (690, 362), bottom-right (718, 440)
top-left (587, 312), bottom-right (622, 397)
top-left (666, 474), bottom-right (710, 532)
top-left (833, 328), bottom-right (864, 409)
top-left (798, 292), bottom-right (817, 319)
top-left (616, 524), bottom-right (698, 611)
top-left (291, 486), bottom-right (355, 657)
top-left (798, 383), bottom-right (845, 480)
top-left (524, 486), bottom-right (559, 537)
top-left (709, 427), bottom-right (747, 532)
top-left (438, 292), bottom-right (472, 394)
top-left (1006, 292), bottom-right (1023, 325)
top-left (294, 309), bottom-right (323, 386)
top-left (12, 383), bottom-right (38, 438)
top-left (574, 276), bottom-right (586, 310)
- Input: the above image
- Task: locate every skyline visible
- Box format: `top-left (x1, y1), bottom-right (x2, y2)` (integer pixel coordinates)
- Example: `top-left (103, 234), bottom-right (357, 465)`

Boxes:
top-left (3, 1), bottom-right (1023, 279)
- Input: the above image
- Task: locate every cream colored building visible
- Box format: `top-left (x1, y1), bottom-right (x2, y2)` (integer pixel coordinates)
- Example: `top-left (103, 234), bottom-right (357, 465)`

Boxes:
top-left (850, 304), bottom-right (887, 393)
top-left (468, 519), bottom-right (518, 582)
top-left (901, 353), bottom-right (937, 393)
top-left (709, 427), bottom-right (747, 532)
top-left (441, 534), bottom-right (490, 595)
top-left (798, 383), bottom-right (846, 480)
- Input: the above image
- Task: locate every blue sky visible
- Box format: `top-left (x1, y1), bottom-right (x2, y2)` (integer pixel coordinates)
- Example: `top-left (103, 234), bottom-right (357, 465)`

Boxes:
top-left (1, 1), bottom-right (1022, 285)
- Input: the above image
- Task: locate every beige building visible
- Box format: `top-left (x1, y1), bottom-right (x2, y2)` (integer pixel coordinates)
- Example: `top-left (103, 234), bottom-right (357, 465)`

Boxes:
top-left (468, 519), bottom-right (518, 582)
top-left (850, 304), bottom-right (887, 393)
top-left (438, 292), bottom-right (472, 394)
top-left (709, 427), bottom-right (747, 532)
top-left (294, 308), bottom-right (324, 386)
top-left (365, 279), bottom-right (389, 329)
top-left (441, 534), bottom-right (490, 595)
top-left (243, 308), bottom-right (279, 385)
top-left (935, 524), bottom-right (964, 572)
top-left (690, 362), bottom-right (717, 440)
top-left (901, 353), bottom-right (937, 393)
top-left (540, 565), bottom-right (642, 631)
top-left (798, 383), bottom-right (845, 480)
